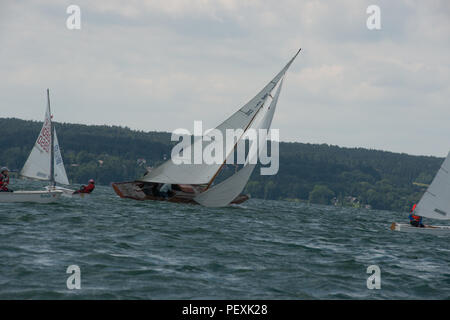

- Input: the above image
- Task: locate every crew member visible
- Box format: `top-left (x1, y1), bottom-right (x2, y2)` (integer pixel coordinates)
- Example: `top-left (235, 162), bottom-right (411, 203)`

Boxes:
top-left (0, 167), bottom-right (12, 192)
top-left (159, 183), bottom-right (173, 198)
top-left (74, 179), bottom-right (95, 194)
top-left (409, 204), bottom-right (425, 228)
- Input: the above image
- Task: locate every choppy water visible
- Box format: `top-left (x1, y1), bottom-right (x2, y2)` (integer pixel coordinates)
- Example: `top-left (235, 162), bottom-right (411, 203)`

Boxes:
top-left (0, 180), bottom-right (449, 299)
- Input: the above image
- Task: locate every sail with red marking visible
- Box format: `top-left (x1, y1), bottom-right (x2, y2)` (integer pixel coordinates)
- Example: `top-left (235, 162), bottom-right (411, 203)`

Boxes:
top-left (20, 91), bottom-right (70, 185)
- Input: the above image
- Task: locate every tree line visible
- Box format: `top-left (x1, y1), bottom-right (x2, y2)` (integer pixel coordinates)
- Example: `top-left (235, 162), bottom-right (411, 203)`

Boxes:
top-left (0, 117), bottom-right (442, 212)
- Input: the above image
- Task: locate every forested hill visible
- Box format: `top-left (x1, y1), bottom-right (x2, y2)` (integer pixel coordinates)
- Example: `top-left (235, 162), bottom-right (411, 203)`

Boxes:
top-left (0, 117), bottom-right (443, 212)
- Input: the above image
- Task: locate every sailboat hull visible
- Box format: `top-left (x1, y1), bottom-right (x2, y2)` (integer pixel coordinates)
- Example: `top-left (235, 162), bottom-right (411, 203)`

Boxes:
top-left (111, 181), bottom-right (249, 205)
top-left (0, 190), bottom-right (63, 203)
top-left (44, 185), bottom-right (78, 197)
top-left (390, 222), bottom-right (450, 235)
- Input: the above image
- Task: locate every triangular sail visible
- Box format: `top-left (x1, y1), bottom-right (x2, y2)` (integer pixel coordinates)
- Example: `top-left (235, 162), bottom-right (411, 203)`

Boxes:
top-left (194, 78), bottom-right (284, 207)
top-left (20, 104), bottom-right (52, 181)
top-left (142, 49), bottom-right (300, 185)
top-left (53, 129), bottom-right (69, 185)
top-left (193, 163), bottom-right (256, 207)
top-left (20, 90), bottom-right (70, 185)
top-left (414, 151), bottom-right (450, 220)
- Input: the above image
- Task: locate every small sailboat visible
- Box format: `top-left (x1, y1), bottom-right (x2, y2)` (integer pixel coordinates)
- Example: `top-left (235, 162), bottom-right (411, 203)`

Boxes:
top-left (0, 89), bottom-right (71, 203)
top-left (391, 151), bottom-right (450, 234)
top-left (112, 49), bottom-right (301, 207)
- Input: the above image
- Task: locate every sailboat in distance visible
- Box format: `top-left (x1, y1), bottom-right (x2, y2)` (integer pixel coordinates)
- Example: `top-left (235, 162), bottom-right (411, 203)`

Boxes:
top-left (112, 49), bottom-right (301, 207)
top-left (391, 151), bottom-right (450, 234)
top-left (0, 90), bottom-right (68, 203)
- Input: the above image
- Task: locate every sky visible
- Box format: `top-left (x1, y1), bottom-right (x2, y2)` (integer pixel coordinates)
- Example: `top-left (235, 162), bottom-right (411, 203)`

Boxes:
top-left (0, 0), bottom-right (449, 157)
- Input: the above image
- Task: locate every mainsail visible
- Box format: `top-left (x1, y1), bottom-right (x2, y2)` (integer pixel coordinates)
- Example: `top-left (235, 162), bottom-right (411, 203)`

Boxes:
top-left (193, 78), bottom-right (284, 207)
top-left (414, 151), bottom-right (450, 220)
top-left (142, 49), bottom-right (300, 185)
top-left (20, 90), bottom-right (70, 185)
top-left (20, 103), bottom-right (52, 181)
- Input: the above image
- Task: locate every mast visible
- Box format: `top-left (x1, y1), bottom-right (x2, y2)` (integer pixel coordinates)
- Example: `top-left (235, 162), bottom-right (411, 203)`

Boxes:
top-left (202, 48), bottom-right (302, 189)
top-left (194, 76), bottom-right (286, 207)
top-left (48, 88), bottom-right (55, 186)
top-left (141, 48), bottom-right (301, 186)
top-left (204, 104), bottom-right (265, 190)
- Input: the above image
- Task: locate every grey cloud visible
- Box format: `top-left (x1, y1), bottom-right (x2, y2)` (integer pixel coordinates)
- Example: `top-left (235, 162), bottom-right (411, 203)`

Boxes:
top-left (0, 0), bottom-right (449, 157)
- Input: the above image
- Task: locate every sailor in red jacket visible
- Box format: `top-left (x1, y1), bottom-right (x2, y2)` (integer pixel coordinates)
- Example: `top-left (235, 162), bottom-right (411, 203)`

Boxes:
top-left (0, 167), bottom-right (13, 192)
top-left (408, 204), bottom-right (425, 228)
top-left (74, 179), bottom-right (95, 194)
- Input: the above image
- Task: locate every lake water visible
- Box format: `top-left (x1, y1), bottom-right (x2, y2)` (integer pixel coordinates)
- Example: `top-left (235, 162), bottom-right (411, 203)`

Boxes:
top-left (0, 180), bottom-right (449, 299)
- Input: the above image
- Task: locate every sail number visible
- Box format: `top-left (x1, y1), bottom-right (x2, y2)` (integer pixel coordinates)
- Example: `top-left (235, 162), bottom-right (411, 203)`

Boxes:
top-left (37, 121), bottom-right (51, 153)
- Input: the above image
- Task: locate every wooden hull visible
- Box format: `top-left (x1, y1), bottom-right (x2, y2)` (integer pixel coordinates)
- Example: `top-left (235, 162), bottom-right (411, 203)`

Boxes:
top-left (111, 181), bottom-right (249, 206)
top-left (0, 190), bottom-right (63, 203)
top-left (390, 222), bottom-right (450, 235)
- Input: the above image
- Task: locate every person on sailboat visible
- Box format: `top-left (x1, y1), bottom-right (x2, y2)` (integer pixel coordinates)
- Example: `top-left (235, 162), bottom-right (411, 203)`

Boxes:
top-left (74, 179), bottom-right (95, 194)
top-left (408, 204), bottom-right (425, 228)
top-left (159, 183), bottom-right (173, 198)
top-left (0, 167), bottom-right (13, 192)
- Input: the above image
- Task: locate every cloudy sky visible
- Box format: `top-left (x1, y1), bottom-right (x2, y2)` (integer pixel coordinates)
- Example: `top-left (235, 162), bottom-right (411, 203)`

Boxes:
top-left (0, 0), bottom-right (449, 156)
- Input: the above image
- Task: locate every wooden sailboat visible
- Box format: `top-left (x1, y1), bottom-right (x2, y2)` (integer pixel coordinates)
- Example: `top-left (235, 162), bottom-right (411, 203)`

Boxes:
top-left (0, 89), bottom-right (71, 203)
top-left (391, 151), bottom-right (450, 234)
top-left (112, 49), bottom-right (301, 207)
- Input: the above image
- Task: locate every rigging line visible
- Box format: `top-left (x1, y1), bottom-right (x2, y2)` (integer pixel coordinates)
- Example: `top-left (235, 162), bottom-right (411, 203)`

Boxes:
top-left (204, 101), bottom-right (266, 191)
top-left (48, 89), bottom-right (55, 186)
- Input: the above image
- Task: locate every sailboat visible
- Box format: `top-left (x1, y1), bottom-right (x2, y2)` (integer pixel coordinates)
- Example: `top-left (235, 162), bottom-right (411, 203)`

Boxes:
top-left (0, 90), bottom-right (71, 203)
top-left (112, 49), bottom-right (301, 207)
top-left (391, 151), bottom-right (450, 234)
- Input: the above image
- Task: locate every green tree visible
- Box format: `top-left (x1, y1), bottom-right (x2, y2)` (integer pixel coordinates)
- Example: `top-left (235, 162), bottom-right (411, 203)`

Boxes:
top-left (309, 185), bottom-right (335, 205)
top-left (0, 117), bottom-right (444, 212)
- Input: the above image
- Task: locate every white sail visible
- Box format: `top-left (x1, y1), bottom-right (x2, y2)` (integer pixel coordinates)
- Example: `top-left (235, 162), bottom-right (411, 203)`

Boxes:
top-left (141, 49), bottom-right (300, 185)
top-left (414, 151), bottom-right (450, 220)
top-left (193, 163), bottom-right (256, 207)
top-left (20, 105), bottom-right (52, 181)
top-left (194, 78), bottom-right (284, 207)
top-left (53, 129), bottom-right (69, 185)
top-left (20, 90), bottom-right (70, 186)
